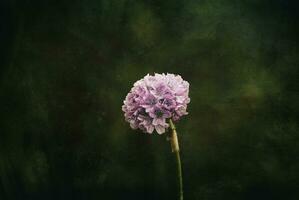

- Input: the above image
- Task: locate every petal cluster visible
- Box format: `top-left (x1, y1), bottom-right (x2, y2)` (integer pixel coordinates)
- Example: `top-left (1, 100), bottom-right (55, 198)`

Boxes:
top-left (122, 73), bottom-right (190, 134)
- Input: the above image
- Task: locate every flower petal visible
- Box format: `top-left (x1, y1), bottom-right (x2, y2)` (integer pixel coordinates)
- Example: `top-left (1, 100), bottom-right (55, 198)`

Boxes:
top-left (155, 125), bottom-right (165, 134)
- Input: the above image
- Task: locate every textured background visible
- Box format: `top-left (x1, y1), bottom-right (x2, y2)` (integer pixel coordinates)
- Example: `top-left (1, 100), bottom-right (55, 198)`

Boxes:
top-left (1, 0), bottom-right (299, 199)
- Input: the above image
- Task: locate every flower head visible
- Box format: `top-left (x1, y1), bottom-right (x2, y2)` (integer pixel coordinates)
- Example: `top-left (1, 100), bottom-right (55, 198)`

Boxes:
top-left (122, 73), bottom-right (190, 134)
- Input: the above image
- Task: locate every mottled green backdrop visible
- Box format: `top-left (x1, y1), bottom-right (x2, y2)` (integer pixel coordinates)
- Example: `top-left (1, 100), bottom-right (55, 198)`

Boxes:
top-left (1, 0), bottom-right (299, 199)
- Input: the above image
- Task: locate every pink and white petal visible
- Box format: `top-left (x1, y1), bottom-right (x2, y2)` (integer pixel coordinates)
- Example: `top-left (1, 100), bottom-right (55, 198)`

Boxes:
top-left (155, 125), bottom-right (165, 134)
top-left (147, 125), bottom-right (155, 134)
top-left (153, 118), bottom-right (165, 126)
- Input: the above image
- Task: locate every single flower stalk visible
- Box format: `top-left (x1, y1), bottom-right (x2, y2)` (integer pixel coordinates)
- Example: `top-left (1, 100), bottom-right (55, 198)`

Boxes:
top-left (122, 73), bottom-right (190, 200)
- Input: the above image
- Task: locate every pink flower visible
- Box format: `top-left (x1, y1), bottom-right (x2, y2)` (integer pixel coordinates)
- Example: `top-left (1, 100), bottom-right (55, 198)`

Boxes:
top-left (122, 73), bottom-right (190, 134)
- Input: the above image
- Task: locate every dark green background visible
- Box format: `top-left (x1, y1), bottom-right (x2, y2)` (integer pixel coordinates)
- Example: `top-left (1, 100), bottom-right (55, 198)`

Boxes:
top-left (1, 0), bottom-right (299, 199)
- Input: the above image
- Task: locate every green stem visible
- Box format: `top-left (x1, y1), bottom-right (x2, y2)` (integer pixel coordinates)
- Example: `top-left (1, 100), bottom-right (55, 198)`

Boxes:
top-left (169, 119), bottom-right (184, 200)
top-left (175, 149), bottom-right (183, 200)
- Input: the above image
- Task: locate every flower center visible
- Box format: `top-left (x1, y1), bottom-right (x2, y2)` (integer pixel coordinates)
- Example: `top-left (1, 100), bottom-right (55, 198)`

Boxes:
top-left (155, 109), bottom-right (164, 117)
top-left (164, 99), bottom-right (172, 106)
